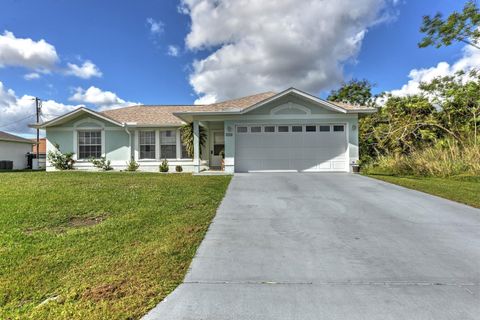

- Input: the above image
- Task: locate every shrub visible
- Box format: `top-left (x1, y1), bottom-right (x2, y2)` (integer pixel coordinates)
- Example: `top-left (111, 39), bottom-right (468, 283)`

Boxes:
top-left (159, 159), bottom-right (169, 172)
top-left (90, 157), bottom-right (113, 171)
top-left (125, 159), bottom-right (140, 172)
top-left (364, 138), bottom-right (480, 177)
top-left (175, 165), bottom-right (183, 173)
top-left (47, 144), bottom-right (75, 170)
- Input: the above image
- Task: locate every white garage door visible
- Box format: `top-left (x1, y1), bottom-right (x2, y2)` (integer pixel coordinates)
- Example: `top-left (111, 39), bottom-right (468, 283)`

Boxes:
top-left (235, 124), bottom-right (348, 172)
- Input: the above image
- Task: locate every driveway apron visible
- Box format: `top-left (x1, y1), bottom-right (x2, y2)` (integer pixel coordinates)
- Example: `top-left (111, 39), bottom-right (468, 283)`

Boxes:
top-left (144, 173), bottom-right (480, 320)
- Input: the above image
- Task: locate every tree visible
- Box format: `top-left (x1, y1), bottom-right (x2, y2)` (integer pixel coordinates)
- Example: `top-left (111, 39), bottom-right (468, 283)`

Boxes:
top-left (180, 123), bottom-right (207, 158)
top-left (419, 1), bottom-right (480, 49)
top-left (420, 70), bottom-right (480, 145)
top-left (327, 79), bottom-right (374, 106)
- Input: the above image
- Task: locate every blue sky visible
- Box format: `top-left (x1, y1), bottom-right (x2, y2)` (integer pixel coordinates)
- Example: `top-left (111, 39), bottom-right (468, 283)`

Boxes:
top-left (0, 0), bottom-right (474, 136)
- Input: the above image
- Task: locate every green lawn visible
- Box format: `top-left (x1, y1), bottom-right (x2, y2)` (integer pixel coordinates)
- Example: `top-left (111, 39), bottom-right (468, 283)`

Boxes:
top-left (0, 171), bottom-right (231, 319)
top-left (365, 174), bottom-right (480, 208)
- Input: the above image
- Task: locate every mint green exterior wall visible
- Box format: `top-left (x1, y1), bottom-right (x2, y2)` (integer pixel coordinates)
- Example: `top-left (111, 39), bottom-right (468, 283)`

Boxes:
top-left (45, 114), bottom-right (131, 170)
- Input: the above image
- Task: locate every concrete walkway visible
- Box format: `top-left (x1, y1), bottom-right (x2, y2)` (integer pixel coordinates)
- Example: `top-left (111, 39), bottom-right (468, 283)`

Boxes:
top-left (144, 173), bottom-right (480, 320)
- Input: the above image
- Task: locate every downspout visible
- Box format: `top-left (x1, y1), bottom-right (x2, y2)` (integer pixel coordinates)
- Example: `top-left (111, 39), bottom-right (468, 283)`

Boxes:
top-left (123, 123), bottom-right (132, 160)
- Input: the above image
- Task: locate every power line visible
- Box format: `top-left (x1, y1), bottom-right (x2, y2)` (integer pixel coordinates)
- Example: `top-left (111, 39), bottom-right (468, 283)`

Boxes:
top-left (0, 114), bottom-right (36, 129)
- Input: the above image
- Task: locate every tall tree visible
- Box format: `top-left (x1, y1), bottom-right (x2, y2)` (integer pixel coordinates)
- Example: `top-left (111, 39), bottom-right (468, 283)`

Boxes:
top-left (327, 79), bottom-right (374, 106)
top-left (419, 1), bottom-right (480, 49)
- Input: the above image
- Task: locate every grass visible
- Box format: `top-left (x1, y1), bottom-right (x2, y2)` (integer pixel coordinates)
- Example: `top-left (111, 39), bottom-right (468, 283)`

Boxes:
top-left (365, 173), bottom-right (480, 208)
top-left (0, 171), bottom-right (231, 319)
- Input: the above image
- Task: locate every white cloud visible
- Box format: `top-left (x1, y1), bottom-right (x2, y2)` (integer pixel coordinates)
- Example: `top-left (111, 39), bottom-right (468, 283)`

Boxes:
top-left (146, 18), bottom-right (164, 35)
top-left (180, 0), bottom-right (398, 102)
top-left (69, 86), bottom-right (138, 110)
top-left (65, 60), bottom-right (102, 79)
top-left (167, 45), bottom-right (180, 57)
top-left (24, 72), bottom-right (40, 80)
top-left (0, 31), bottom-right (58, 71)
top-left (0, 81), bottom-right (81, 134)
top-left (390, 45), bottom-right (480, 97)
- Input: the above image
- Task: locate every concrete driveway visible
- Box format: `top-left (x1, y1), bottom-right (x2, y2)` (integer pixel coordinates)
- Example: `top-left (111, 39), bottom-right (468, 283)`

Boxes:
top-left (144, 173), bottom-right (480, 320)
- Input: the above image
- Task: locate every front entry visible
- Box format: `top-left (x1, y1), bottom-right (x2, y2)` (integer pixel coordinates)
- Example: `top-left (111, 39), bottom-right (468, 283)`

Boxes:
top-left (210, 130), bottom-right (225, 168)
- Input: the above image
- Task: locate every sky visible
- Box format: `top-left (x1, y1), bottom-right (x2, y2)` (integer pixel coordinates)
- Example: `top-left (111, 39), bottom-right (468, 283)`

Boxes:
top-left (0, 0), bottom-right (477, 137)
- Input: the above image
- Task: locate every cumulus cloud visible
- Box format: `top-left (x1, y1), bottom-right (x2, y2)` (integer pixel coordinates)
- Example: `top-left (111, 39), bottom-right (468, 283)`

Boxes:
top-left (0, 81), bottom-right (81, 134)
top-left (65, 60), bottom-right (102, 79)
top-left (180, 0), bottom-right (398, 102)
top-left (24, 72), bottom-right (40, 80)
top-left (69, 86), bottom-right (138, 110)
top-left (390, 45), bottom-right (480, 97)
top-left (0, 31), bottom-right (58, 71)
top-left (147, 18), bottom-right (164, 35)
top-left (167, 45), bottom-right (180, 57)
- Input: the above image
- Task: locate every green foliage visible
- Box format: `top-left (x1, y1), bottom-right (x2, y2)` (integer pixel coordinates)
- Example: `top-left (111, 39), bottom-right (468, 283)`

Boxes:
top-left (89, 157), bottom-right (113, 171)
top-left (180, 123), bottom-right (207, 158)
top-left (125, 159), bottom-right (140, 172)
top-left (419, 1), bottom-right (480, 49)
top-left (327, 79), bottom-right (375, 106)
top-left (46, 144), bottom-right (75, 170)
top-left (363, 138), bottom-right (480, 177)
top-left (175, 165), bottom-right (183, 172)
top-left (159, 159), bottom-right (169, 172)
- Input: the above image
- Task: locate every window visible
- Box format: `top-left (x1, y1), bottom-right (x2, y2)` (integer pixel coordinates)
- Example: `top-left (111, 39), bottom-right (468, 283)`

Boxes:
top-left (139, 131), bottom-right (156, 159)
top-left (264, 126), bottom-right (275, 133)
top-left (306, 125), bottom-right (317, 132)
top-left (213, 131), bottom-right (225, 156)
top-left (278, 125), bottom-right (289, 133)
top-left (319, 125), bottom-right (330, 132)
top-left (160, 130), bottom-right (176, 159)
top-left (181, 133), bottom-right (190, 159)
top-left (78, 131), bottom-right (101, 159)
top-left (292, 125), bottom-right (303, 132)
top-left (237, 126), bottom-right (248, 133)
top-left (250, 126), bottom-right (261, 133)
top-left (333, 125), bottom-right (345, 132)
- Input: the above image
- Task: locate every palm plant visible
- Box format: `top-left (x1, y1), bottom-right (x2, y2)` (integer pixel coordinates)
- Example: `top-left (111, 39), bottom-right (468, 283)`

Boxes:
top-left (180, 123), bottom-right (207, 157)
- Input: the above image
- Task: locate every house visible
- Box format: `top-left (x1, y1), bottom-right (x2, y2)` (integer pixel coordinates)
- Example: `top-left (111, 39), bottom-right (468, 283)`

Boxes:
top-left (31, 137), bottom-right (47, 168)
top-left (32, 88), bottom-right (375, 173)
top-left (0, 131), bottom-right (35, 170)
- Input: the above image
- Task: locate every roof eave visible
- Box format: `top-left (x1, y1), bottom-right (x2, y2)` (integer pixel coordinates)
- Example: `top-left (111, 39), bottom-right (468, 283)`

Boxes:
top-left (30, 107), bottom-right (124, 129)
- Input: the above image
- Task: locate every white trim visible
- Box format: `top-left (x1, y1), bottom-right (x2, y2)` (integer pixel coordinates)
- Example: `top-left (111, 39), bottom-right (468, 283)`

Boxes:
top-left (34, 107), bottom-right (123, 128)
top-left (270, 103), bottom-right (312, 115)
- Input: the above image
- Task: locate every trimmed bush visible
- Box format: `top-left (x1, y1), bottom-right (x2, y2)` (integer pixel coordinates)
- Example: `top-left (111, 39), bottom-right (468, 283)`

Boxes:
top-left (159, 159), bottom-right (169, 173)
top-left (175, 165), bottom-right (183, 173)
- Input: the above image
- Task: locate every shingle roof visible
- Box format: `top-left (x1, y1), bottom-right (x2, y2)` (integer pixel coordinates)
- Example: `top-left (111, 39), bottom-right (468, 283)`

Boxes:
top-left (100, 92), bottom-right (277, 125)
top-left (101, 105), bottom-right (197, 126)
top-left (94, 90), bottom-right (374, 126)
top-left (0, 131), bottom-right (35, 144)
top-left (328, 100), bottom-right (375, 111)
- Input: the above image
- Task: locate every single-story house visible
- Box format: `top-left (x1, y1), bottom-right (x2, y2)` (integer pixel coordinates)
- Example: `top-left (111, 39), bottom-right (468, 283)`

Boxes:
top-left (0, 131), bottom-right (35, 170)
top-left (32, 88), bottom-right (375, 173)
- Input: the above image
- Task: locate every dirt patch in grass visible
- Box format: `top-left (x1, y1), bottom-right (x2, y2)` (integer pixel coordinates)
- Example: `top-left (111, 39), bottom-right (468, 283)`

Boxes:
top-left (82, 281), bottom-right (127, 302)
top-left (67, 216), bottom-right (106, 228)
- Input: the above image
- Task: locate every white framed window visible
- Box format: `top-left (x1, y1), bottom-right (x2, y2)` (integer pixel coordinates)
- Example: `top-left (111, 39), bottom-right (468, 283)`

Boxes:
top-left (139, 131), bottom-right (156, 159)
top-left (305, 125), bottom-right (316, 132)
top-left (264, 126), bottom-right (275, 133)
top-left (292, 125), bottom-right (303, 132)
top-left (333, 125), bottom-right (345, 132)
top-left (180, 132), bottom-right (190, 159)
top-left (160, 130), bottom-right (176, 159)
top-left (278, 125), bottom-right (289, 133)
top-left (78, 130), bottom-right (102, 159)
top-left (250, 126), bottom-right (261, 133)
top-left (237, 126), bottom-right (248, 133)
top-left (319, 125), bottom-right (330, 132)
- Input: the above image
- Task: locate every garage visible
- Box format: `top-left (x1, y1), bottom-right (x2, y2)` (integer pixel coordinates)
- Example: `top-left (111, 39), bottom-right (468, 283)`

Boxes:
top-left (235, 123), bottom-right (348, 172)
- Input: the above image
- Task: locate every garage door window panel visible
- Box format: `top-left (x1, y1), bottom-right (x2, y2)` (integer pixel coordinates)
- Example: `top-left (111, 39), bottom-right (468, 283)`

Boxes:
top-left (306, 125), bottom-right (316, 132)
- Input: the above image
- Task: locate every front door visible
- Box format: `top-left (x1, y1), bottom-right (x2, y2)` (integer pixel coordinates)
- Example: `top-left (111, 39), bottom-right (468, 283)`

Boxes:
top-left (210, 130), bottom-right (225, 168)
